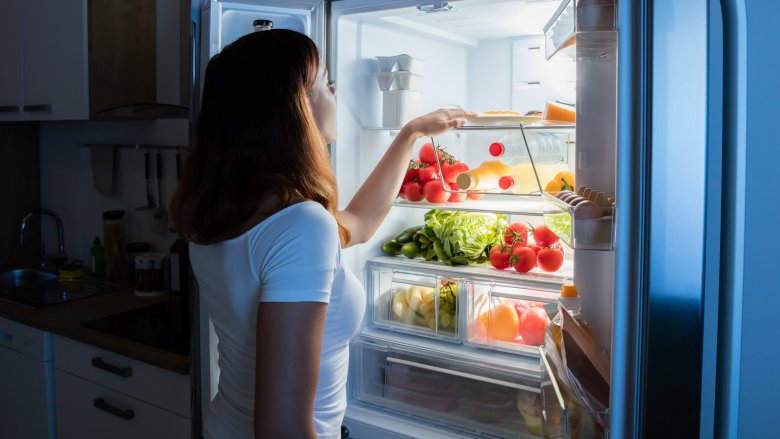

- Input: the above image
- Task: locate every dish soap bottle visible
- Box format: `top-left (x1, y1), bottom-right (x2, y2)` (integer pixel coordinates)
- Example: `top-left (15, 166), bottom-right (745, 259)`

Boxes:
top-left (547, 283), bottom-right (592, 355)
top-left (90, 237), bottom-right (105, 278)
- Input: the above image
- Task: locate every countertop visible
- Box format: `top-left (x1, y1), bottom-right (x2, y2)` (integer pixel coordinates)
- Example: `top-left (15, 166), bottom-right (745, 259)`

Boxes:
top-left (0, 287), bottom-right (191, 375)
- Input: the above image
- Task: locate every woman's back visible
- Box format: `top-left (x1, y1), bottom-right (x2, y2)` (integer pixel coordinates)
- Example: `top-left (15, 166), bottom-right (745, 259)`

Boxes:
top-left (191, 201), bottom-right (365, 438)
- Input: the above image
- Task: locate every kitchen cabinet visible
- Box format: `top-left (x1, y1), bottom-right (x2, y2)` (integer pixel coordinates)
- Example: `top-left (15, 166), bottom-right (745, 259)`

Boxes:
top-left (0, 0), bottom-right (89, 121)
top-left (0, 0), bottom-right (191, 122)
top-left (0, 317), bottom-right (55, 439)
top-left (53, 335), bottom-right (190, 438)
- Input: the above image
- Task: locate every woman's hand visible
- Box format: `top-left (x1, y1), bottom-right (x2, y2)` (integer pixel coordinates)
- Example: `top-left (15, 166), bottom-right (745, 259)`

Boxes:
top-left (401, 108), bottom-right (478, 139)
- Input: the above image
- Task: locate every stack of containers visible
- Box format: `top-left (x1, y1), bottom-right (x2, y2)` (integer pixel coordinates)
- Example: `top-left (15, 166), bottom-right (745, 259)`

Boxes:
top-left (374, 54), bottom-right (424, 127)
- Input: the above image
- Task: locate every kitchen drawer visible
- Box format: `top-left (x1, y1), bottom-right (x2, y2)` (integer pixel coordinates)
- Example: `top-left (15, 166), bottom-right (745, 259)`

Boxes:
top-left (368, 261), bottom-right (461, 342)
top-left (53, 335), bottom-right (189, 417)
top-left (55, 369), bottom-right (190, 439)
top-left (465, 279), bottom-right (557, 355)
top-left (350, 335), bottom-right (543, 438)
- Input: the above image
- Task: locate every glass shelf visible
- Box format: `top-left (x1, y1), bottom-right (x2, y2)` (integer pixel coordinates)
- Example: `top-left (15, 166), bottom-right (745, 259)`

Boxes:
top-left (364, 124), bottom-right (576, 132)
top-left (394, 194), bottom-right (545, 216)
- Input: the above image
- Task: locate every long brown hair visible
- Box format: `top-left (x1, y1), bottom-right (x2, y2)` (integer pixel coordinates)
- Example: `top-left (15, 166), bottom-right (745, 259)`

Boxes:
top-left (172, 29), bottom-right (349, 245)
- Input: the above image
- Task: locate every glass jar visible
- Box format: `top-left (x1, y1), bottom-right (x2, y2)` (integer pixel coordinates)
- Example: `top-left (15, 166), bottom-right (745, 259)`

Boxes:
top-left (103, 210), bottom-right (128, 281)
top-left (126, 242), bottom-right (151, 286)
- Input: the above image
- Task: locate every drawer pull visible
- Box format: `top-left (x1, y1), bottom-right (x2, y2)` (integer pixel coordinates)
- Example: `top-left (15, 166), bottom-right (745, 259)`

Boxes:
top-left (91, 357), bottom-right (133, 377)
top-left (386, 356), bottom-right (538, 393)
top-left (93, 397), bottom-right (135, 420)
top-left (22, 104), bottom-right (52, 112)
top-left (0, 105), bottom-right (20, 113)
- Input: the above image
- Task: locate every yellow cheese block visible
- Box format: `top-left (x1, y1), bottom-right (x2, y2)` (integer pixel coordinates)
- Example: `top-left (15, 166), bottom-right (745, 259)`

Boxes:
top-left (543, 101), bottom-right (576, 123)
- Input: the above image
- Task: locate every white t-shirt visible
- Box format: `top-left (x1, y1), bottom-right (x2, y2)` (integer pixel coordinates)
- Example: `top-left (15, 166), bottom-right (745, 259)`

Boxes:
top-left (190, 201), bottom-right (365, 439)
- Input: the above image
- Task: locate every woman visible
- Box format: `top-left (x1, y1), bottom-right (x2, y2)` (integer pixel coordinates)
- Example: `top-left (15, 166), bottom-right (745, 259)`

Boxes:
top-left (172, 29), bottom-right (474, 439)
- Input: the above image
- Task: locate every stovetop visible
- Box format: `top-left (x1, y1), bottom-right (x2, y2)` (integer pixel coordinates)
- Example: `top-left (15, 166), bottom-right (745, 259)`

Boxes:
top-left (82, 298), bottom-right (191, 356)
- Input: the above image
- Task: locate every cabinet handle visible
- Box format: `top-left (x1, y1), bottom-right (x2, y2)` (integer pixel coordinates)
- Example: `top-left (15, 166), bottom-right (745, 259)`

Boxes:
top-left (0, 106), bottom-right (20, 113)
top-left (528, 46), bottom-right (541, 50)
top-left (91, 357), bottom-right (133, 377)
top-left (22, 104), bottom-right (52, 112)
top-left (386, 356), bottom-right (538, 393)
top-left (93, 397), bottom-right (135, 420)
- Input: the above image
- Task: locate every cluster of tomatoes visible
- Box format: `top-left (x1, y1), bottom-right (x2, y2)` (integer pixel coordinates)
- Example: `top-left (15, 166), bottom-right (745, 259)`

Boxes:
top-left (397, 143), bottom-right (484, 204)
top-left (489, 223), bottom-right (565, 273)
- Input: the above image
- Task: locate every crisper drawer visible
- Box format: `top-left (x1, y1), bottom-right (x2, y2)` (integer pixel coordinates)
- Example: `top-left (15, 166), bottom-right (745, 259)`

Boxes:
top-left (351, 336), bottom-right (544, 439)
top-left (55, 369), bottom-right (190, 439)
top-left (465, 280), bottom-right (558, 355)
top-left (367, 261), bottom-right (461, 341)
top-left (53, 335), bottom-right (189, 417)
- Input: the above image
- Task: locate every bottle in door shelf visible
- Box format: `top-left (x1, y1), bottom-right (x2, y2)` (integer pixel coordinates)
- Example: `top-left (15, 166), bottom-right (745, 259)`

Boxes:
top-left (546, 284), bottom-right (592, 356)
top-left (102, 210), bottom-right (128, 281)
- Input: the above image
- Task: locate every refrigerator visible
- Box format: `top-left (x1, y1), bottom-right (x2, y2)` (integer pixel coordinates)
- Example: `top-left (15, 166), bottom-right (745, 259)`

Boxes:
top-left (193, 0), bottom-right (777, 437)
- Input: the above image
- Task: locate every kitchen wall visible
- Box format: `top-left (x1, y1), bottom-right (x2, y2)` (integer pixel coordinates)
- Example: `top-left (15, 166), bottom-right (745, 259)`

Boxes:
top-left (0, 123), bottom-right (40, 267)
top-left (39, 119), bottom-right (189, 269)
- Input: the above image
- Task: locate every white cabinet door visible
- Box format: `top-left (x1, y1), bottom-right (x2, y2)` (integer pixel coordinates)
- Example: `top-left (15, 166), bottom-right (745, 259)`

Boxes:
top-left (55, 370), bottom-right (190, 439)
top-left (0, 1), bottom-right (25, 121)
top-left (21, 0), bottom-right (88, 120)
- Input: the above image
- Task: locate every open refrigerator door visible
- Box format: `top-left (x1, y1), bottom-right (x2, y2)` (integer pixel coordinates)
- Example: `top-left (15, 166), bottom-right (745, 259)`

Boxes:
top-left (328, 0), bottom-right (616, 437)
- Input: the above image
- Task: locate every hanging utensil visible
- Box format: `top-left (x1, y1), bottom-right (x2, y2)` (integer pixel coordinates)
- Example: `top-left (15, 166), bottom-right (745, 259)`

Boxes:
top-left (152, 151), bottom-right (169, 233)
top-left (134, 149), bottom-right (156, 211)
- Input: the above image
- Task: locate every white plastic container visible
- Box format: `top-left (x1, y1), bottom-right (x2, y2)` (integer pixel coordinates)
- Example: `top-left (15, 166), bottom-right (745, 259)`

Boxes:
top-left (395, 54), bottom-right (424, 75)
top-left (374, 72), bottom-right (395, 91)
top-left (375, 55), bottom-right (397, 72)
top-left (394, 71), bottom-right (423, 91)
top-left (382, 90), bottom-right (420, 128)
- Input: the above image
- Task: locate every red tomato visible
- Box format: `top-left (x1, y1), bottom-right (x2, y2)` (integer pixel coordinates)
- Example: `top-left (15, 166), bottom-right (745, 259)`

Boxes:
top-left (423, 180), bottom-right (448, 203)
top-left (505, 222), bottom-right (529, 246)
top-left (447, 182), bottom-right (467, 202)
top-left (511, 246), bottom-right (536, 273)
top-left (513, 335), bottom-right (525, 344)
top-left (518, 307), bottom-right (550, 345)
top-left (419, 143), bottom-right (443, 166)
top-left (489, 244), bottom-right (511, 270)
top-left (401, 181), bottom-right (424, 202)
top-left (441, 161), bottom-right (461, 183)
top-left (549, 242), bottom-right (565, 256)
top-left (537, 247), bottom-right (564, 272)
top-left (454, 162), bottom-right (469, 172)
top-left (532, 224), bottom-right (559, 247)
top-left (466, 191), bottom-right (485, 200)
top-left (527, 244), bottom-right (541, 254)
top-left (417, 166), bottom-right (440, 185)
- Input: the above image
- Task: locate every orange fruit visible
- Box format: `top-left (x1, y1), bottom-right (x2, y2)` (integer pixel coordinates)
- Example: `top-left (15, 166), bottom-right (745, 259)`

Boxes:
top-left (488, 302), bottom-right (520, 342)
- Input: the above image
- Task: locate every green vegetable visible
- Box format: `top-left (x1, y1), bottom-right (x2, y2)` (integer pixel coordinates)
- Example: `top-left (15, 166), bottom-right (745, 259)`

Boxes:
top-left (394, 226), bottom-right (423, 244)
top-left (381, 240), bottom-right (402, 256)
top-left (400, 241), bottom-right (420, 258)
top-left (421, 209), bottom-right (507, 265)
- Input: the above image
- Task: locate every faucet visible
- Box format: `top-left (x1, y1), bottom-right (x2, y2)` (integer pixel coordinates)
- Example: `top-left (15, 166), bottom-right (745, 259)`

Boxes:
top-left (20, 208), bottom-right (67, 268)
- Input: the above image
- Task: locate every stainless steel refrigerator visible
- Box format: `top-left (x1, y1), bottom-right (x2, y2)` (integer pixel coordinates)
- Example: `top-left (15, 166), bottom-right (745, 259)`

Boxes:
top-left (191, 0), bottom-right (780, 437)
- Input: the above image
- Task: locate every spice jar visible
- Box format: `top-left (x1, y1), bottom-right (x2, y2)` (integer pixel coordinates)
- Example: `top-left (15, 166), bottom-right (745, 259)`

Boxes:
top-left (134, 253), bottom-right (169, 297)
top-left (103, 210), bottom-right (128, 281)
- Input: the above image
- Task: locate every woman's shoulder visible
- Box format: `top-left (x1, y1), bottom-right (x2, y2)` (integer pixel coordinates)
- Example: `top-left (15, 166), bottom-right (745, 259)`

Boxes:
top-left (257, 200), bottom-right (337, 236)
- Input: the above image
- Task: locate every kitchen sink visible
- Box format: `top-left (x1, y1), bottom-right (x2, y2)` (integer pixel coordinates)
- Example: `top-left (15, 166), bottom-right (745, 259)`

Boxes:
top-left (0, 268), bottom-right (59, 290)
top-left (0, 268), bottom-right (123, 309)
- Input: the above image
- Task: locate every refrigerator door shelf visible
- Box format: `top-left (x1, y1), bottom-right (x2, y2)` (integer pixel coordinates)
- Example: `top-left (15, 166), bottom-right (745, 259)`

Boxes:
top-left (540, 347), bottom-right (609, 438)
top-left (543, 0), bottom-right (616, 60)
top-left (350, 334), bottom-right (543, 439)
top-left (465, 280), bottom-right (558, 356)
top-left (368, 265), bottom-right (461, 342)
top-left (543, 193), bottom-right (615, 251)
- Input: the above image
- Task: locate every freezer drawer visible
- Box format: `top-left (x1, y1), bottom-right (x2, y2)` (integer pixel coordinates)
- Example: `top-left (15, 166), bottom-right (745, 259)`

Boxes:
top-left (368, 262), bottom-right (460, 342)
top-left (350, 336), bottom-right (544, 439)
top-left (465, 280), bottom-right (557, 355)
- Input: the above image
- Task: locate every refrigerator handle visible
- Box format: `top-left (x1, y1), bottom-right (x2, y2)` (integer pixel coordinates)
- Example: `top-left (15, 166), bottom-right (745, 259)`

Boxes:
top-left (385, 356), bottom-right (538, 393)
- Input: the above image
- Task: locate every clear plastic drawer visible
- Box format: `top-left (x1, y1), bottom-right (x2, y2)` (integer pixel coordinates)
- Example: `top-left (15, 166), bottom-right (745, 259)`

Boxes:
top-left (351, 336), bottom-right (544, 438)
top-left (368, 262), bottom-right (461, 341)
top-left (466, 280), bottom-right (558, 355)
